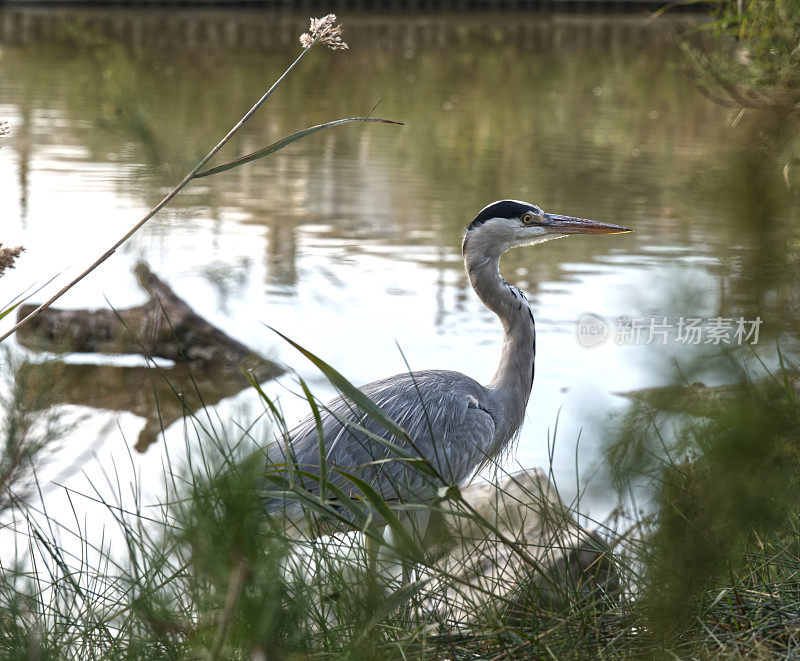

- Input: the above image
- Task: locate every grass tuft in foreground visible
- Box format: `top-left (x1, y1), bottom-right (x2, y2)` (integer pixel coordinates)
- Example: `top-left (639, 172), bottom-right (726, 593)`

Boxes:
top-left (0, 346), bottom-right (799, 658)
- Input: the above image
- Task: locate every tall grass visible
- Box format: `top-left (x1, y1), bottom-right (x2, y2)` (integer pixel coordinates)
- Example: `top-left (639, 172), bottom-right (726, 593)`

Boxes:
top-left (1, 340), bottom-right (798, 659)
top-left (0, 337), bottom-right (614, 659)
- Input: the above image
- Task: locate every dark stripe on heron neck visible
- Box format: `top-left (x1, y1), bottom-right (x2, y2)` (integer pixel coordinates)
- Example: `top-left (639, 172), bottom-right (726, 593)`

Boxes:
top-left (530, 316), bottom-right (537, 390)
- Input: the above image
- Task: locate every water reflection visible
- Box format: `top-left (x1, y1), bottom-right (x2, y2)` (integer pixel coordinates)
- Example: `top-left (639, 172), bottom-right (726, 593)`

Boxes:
top-left (16, 358), bottom-right (282, 452)
top-left (1, 9), bottom-right (799, 513)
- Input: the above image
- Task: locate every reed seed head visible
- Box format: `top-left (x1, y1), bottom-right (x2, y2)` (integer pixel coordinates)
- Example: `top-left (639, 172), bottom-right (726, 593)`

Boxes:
top-left (0, 244), bottom-right (24, 279)
top-left (299, 14), bottom-right (349, 51)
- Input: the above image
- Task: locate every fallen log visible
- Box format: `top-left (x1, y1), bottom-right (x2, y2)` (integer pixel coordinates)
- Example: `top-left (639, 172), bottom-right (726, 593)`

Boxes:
top-left (15, 262), bottom-right (284, 450)
top-left (17, 262), bottom-right (261, 366)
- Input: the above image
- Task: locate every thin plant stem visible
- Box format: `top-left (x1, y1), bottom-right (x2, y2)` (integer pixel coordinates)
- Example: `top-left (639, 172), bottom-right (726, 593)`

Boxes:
top-left (207, 557), bottom-right (248, 661)
top-left (0, 45), bottom-right (312, 345)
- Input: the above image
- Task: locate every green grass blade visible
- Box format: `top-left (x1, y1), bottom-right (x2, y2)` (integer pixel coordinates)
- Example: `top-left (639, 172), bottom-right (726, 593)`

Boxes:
top-left (297, 376), bottom-right (328, 501)
top-left (194, 117), bottom-right (402, 179)
top-left (333, 469), bottom-right (423, 563)
top-left (323, 410), bottom-right (437, 478)
top-left (268, 327), bottom-right (412, 444)
top-left (262, 467), bottom-right (372, 529)
top-left (0, 298), bottom-right (26, 322)
top-left (352, 578), bottom-right (429, 646)
top-left (0, 274), bottom-right (61, 324)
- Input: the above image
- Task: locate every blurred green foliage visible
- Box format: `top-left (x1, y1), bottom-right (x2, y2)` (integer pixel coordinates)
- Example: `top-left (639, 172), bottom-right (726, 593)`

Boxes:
top-left (607, 360), bottom-right (800, 646)
top-left (681, 0), bottom-right (800, 114)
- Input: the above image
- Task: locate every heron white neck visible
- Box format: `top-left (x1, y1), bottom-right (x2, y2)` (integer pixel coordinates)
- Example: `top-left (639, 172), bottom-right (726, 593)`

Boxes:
top-left (463, 246), bottom-right (536, 442)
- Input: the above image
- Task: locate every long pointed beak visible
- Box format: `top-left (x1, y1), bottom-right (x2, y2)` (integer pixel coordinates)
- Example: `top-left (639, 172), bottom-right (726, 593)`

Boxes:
top-left (546, 213), bottom-right (632, 235)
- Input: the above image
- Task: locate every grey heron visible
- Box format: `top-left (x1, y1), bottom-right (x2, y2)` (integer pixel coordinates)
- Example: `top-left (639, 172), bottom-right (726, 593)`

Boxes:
top-left (266, 200), bottom-right (630, 545)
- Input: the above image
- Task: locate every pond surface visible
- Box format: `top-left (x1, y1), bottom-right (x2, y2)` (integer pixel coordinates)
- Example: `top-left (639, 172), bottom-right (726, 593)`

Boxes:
top-left (1, 9), bottom-right (799, 521)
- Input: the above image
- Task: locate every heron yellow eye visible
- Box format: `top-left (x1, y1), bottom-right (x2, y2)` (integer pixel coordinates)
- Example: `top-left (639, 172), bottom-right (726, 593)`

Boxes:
top-left (521, 212), bottom-right (535, 225)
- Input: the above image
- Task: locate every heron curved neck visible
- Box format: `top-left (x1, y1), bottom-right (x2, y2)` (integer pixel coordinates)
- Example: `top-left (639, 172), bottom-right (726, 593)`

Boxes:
top-left (464, 248), bottom-right (536, 440)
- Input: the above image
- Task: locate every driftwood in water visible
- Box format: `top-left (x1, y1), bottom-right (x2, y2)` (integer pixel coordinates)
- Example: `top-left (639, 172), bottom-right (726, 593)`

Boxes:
top-left (16, 262), bottom-right (284, 451)
top-left (17, 262), bottom-right (260, 366)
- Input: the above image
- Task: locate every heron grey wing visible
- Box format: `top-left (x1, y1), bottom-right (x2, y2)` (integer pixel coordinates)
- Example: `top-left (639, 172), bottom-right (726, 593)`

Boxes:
top-left (264, 392), bottom-right (359, 478)
top-left (265, 370), bottom-right (498, 504)
top-left (309, 384), bottom-right (497, 503)
top-left (263, 394), bottom-right (370, 514)
top-left (410, 395), bottom-right (496, 484)
top-left (264, 385), bottom-right (410, 498)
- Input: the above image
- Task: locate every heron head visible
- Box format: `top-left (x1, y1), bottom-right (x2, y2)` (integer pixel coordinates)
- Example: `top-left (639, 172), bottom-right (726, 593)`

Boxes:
top-left (462, 199), bottom-right (632, 257)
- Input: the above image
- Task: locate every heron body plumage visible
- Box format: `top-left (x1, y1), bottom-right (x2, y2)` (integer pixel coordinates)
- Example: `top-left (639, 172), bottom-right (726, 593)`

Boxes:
top-left (266, 200), bottom-right (631, 514)
top-left (268, 370), bottom-right (496, 505)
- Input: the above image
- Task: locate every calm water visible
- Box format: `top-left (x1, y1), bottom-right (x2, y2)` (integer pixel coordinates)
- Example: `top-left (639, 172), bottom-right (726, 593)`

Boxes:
top-left (1, 10), bottom-right (799, 521)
